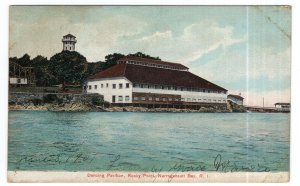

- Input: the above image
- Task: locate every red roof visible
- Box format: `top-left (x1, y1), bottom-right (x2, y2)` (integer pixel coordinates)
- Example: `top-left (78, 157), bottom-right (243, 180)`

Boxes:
top-left (89, 64), bottom-right (227, 91)
top-left (118, 56), bottom-right (188, 70)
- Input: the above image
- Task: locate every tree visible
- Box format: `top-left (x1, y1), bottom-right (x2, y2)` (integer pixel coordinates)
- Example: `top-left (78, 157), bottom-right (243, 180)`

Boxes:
top-left (128, 52), bottom-right (161, 60)
top-left (103, 53), bottom-right (125, 68)
top-left (49, 51), bottom-right (87, 90)
top-left (18, 54), bottom-right (31, 66)
top-left (31, 55), bottom-right (53, 86)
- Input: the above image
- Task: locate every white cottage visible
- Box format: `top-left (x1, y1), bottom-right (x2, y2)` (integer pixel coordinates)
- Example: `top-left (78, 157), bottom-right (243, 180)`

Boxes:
top-left (9, 77), bottom-right (28, 85)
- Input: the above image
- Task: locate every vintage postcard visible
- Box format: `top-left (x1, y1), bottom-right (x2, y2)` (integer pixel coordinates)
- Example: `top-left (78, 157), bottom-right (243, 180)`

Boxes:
top-left (8, 6), bottom-right (291, 182)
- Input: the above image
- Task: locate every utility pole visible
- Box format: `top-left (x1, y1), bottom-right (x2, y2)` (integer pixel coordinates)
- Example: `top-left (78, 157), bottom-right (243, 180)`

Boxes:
top-left (263, 97), bottom-right (264, 108)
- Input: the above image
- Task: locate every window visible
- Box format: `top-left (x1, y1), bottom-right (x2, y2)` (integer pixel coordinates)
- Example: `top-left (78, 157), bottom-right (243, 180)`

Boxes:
top-left (175, 98), bottom-right (179, 101)
top-left (180, 87), bottom-right (184, 91)
top-left (187, 98), bottom-right (191, 102)
top-left (118, 96), bottom-right (123, 101)
top-left (181, 98), bottom-right (185, 101)
top-left (193, 98), bottom-right (196, 102)
top-left (134, 97), bottom-right (139, 101)
top-left (106, 83), bottom-right (109, 88)
top-left (119, 83), bottom-right (123, 89)
top-left (89, 85), bottom-right (92, 90)
top-left (126, 83), bottom-right (130, 88)
top-left (17, 79), bottom-right (21, 84)
top-left (168, 98), bottom-right (172, 101)
top-left (141, 97), bottom-right (146, 101)
top-left (141, 84), bottom-right (144, 88)
top-left (155, 97), bottom-right (160, 101)
top-left (162, 98), bottom-right (166, 102)
top-left (125, 96), bottom-right (130, 101)
top-left (198, 99), bottom-right (202, 102)
top-left (94, 85), bottom-right (97, 89)
top-left (149, 97), bottom-right (153, 101)
top-left (168, 86), bottom-right (171, 90)
top-left (101, 84), bottom-right (103, 88)
top-left (112, 84), bottom-right (116, 89)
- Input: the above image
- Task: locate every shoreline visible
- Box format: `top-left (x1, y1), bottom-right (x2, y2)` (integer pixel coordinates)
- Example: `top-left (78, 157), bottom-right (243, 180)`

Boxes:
top-left (8, 104), bottom-right (231, 113)
top-left (7, 171), bottom-right (289, 182)
top-left (9, 104), bottom-right (289, 113)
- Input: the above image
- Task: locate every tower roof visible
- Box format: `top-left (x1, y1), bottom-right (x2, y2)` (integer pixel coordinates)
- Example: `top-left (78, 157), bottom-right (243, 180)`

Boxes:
top-left (63, 33), bottom-right (76, 38)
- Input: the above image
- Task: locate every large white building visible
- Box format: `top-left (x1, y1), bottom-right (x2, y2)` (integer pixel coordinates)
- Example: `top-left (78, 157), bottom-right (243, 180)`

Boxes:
top-left (87, 56), bottom-right (228, 107)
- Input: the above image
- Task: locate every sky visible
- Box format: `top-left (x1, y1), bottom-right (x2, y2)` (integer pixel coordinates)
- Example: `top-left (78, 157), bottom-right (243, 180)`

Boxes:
top-left (9, 6), bottom-right (291, 107)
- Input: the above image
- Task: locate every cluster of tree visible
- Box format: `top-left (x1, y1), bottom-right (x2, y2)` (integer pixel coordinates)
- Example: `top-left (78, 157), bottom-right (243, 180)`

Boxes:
top-left (9, 51), bottom-right (160, 90)
top-left (128, 52), bottom-right (161, 60)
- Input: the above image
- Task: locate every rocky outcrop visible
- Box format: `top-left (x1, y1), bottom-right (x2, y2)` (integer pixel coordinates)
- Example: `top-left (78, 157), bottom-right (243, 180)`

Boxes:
top-left (227, 100), bottom-right (247, 112)
top-left (9, 103), bottom-right (105, 112)
top-left (9, 92), bottom-right (106, 112)
top-left (9, 92), bottom-right (104, 106)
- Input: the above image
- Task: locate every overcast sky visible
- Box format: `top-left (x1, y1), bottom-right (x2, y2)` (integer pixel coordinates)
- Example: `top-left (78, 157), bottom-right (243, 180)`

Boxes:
top-left (9, 6), bottom-right (291, 107)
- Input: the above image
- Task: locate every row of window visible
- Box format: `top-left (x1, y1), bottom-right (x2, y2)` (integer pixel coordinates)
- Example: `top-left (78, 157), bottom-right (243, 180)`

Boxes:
top-left (64, 46), bottom-right (73, 50)
top-left (115, 95), bottom-right (130, 102)
top-left (64, 41), bottom-right (75, 44)
top-left (134, 97), bottom-right (178, 102)
top-left (133, 83), bottom-right (226, 94)
top-left (89, 83), bottom-right (130, 90)
top-left (133, 96), bottom-right (227, 103)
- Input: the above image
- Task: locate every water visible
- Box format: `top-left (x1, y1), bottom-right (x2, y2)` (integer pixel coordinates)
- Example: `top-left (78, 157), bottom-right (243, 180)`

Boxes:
top-left (8, 111), bottom-right (290, 172)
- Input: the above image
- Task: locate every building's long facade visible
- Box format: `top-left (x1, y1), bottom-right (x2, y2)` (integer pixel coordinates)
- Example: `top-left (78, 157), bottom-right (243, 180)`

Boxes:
top-left (87, 56), bottom-right (228, 106)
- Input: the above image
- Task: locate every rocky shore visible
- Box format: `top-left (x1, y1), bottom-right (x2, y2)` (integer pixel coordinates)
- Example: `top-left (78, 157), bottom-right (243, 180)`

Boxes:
top-left (9, 103), bottom-right (230, 113)
top-left (9, 103), bottom-right (104, 112)
top-left (105, 106), bottom-right (229, 113)
top-left (9, 92), bottom-right (246, 113)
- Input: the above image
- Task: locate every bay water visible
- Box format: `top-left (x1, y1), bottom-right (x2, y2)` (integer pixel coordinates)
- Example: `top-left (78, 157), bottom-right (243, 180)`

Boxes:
top-left (8, 111), bottom-right (289, 172)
